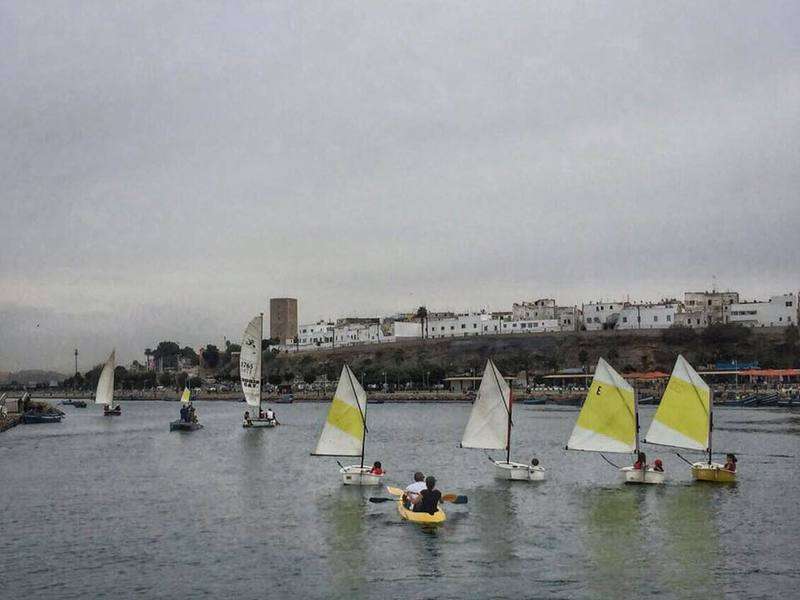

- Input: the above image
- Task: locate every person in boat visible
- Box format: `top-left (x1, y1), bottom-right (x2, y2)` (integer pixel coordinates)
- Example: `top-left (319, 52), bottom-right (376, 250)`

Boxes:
top-left (188, 403), bottom-right (197, 423)
top-left (723, 453), bottom-right (737, 472)
top-left (653, 459), bottom-right (664, 472)
top-left (403, 471), bottom-right (426, 508)
top-left (180, 404), bottom-right (188, 422)
top-left (530, 457), bottom-right (540, 468)
top-left (265, 407), bottom-right (278, 425)
top-left (633, 452), bottom-right (647, 470)
top-left (370, 461), bottom-right (384, 475)
top-left (243, 411), bottom-right (252, 426)
top-left (411, 476), bottom-right (442, 515)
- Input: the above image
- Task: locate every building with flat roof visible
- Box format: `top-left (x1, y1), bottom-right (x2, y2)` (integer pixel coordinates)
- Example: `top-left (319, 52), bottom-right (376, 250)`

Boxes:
top-left (726, 293), bottom-right (796, 327)
top-left (270, 298), bottom-right (298, 345)
top-left (684, 291), bottom-right (739, 324)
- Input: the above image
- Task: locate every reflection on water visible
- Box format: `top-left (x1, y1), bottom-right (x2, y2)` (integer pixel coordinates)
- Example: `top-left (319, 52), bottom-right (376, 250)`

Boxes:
top-left (318, 487), bottom-right (367, 597)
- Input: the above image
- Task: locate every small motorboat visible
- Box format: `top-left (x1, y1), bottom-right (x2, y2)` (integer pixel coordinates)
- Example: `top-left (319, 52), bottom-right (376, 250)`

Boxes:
top-left (22, 412), bottom-right (63, 424)
top-left (520, 397), bottom-right (546, 405)
top-left (61, 399), bottom-right (87, 408)
top-left (170, 420), bottom-right (204, 432)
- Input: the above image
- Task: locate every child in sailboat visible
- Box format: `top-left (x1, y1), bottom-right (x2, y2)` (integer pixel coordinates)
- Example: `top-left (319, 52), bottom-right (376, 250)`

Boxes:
top-left (723, 453), bottom-right (737, 472)
top-left (370, 461), bottom-right (384, 475)
top-left (653, 459), bottom-right (664, 472)
top-left (243, 411), bottom-right (252, 426)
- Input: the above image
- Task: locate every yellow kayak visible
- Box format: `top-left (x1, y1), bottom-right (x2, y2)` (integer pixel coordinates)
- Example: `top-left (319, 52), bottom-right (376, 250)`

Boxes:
top-left (386, 486), bottom-right (446, 524)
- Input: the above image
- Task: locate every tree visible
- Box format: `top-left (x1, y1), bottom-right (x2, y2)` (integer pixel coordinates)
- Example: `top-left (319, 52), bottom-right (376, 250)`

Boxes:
top-left (303, 370), bottom-right (317, 385)
top-left (283, 371), bottom-right (295, 383)
top-left (188, 376), bottom-right (202, 388)
top-left (416, 306), bottom-right (428, 339)
top-left (113, 366), bottom-right (129, 389)
top-left (157, 372), bottom-right (173, 387)
top-left (267, 373), bottom-right (283, 386)
top-left (202, 345), bottom-right (221, 369)
top-left (179, 346), bottom-right (199, 366)
top-left (176, 372), bottom-right (188, 389)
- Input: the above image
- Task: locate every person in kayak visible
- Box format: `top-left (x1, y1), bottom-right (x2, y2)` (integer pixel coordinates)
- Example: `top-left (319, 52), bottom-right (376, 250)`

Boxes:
top-left (370, 461), bottom-right (384, 475)
top-left (411, 476), bottom-right (442, 515)
top-left (403, 471), bottom-right (426, 508)
top-left (723, 453), bottom-right (737, 472)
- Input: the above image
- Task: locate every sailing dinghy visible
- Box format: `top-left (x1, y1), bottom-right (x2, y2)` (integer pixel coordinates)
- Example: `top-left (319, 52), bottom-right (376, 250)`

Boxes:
top-left (567, 358), bottom-right (663, 484)
top-left (96, 350), bottom-right (121, 416)
top-left (240, 314), bottom-right (274, 428)
top-left (312, 365), bottom-right (382, 486)
top-left (644, 355), bottom-right (734, 482)
top-left (461, 359), bottom-right (545, 481)
top-left (170, 386), bottom-right (203, 431)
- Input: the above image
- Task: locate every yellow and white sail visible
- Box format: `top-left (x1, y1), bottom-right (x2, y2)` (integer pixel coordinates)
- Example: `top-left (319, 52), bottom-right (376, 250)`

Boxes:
top-left (644, 355), bottom-right (710, 451)
top-left (95, 350), bottom-right (116, 406)
top-left (461, 359), bottom-right (510, 450)
top-left (239, 314), bottom-right (262, 408)
top-left (180, 386), bottom-right (191, 404)
top-left (312, 365), bottom-right (367, 457)
top-left (567, 358), bottom-right (636, 453)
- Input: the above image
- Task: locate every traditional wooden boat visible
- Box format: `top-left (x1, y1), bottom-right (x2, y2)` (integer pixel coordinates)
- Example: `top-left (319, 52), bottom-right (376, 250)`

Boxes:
top-left (644, 355), bottom-right (736, 483)
top-left (461, 359), bottom-right (545, 481)
top-left (312, 365), bottom-right (383, 486)
top-left (567, 358), bottom-right (664, 484)
top-left (96, 350), bottom-right (122, 417)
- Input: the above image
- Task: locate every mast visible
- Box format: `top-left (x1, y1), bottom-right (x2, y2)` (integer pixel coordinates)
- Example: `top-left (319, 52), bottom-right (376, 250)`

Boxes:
top-left (259, 312), bottom-right (263, 414)
top-left (344, 366), bottom-right (367, 469)
top-left (707, 388), bottom-right (714, 465)
top-left (506, 382), bottom-right (513, 463)
top-left (634, 384), bottom-right (640, 455)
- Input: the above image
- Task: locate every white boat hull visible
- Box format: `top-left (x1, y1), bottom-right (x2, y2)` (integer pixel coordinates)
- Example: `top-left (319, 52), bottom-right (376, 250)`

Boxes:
top-left (620, 466), bottom-right (665, 484)
top-left (493, 460), bottom-right (546, 481)
top-left (243, 418), bottom-right (276, 428)
top-left (339, 465), bottom-right (384, 486)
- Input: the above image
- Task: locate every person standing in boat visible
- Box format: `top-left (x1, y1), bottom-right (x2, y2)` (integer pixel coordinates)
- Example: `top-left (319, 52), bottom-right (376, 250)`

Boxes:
top-left (265, 407), bottom-right (278, 425)
top-left (243, 411), bottom-right (252, 426)
top-left (723, 453), bottom-right (737, 472)
top-left (180, 404), bottom-right (188, 423)
top-left (403, 471), bottom-right (426, 508)
top-left (411, 476), bottom-right (442, 515)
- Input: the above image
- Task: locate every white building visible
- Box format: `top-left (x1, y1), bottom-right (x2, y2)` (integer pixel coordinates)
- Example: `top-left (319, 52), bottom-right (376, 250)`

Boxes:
top-left (297, 321), bottom-right (335, 347)
top-left (615, 302), bottom-right (680, 330)
top-left (426, 313), bottom-right (495, 339)
top-left (499, 319), bottom-right (560, 334)
top-left (674, 310), bottom-right (709, 329)
top-left (581, 301), bottom-right (625, 331)
top-left (726, 293), bottom-right (797, 327)
top-left (512, 299), bottom-right (556, 321)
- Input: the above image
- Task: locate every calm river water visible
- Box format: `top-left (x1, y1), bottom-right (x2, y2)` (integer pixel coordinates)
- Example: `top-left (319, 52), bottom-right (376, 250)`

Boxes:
top-left (1, 401), bottom-right (798, 599)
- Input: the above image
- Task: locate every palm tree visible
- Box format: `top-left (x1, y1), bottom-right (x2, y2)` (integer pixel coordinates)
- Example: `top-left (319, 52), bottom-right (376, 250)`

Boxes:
top-left (415, 306), bottom-right (428, 340)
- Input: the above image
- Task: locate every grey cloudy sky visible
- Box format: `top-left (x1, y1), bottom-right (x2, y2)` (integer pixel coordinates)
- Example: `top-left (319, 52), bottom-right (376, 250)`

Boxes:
top-left (2, 2), bottom-right (799, 372)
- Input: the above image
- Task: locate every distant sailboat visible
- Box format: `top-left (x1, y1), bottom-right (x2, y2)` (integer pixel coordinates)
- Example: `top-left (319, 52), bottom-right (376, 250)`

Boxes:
top-left (312, 365), bottom-right (382, 486)
top-left (461, 359), bottom-right (545, 481)
top-left (96, 350), bottom-right (121, 416)
top-left (240, 314), bottom-right (273, 428)
top-left (567, 358), bottom-right (663, 484)
top-left (644, 355), bottom-right (734, 482)
top-left (170, 385), bottom-right (202, 431)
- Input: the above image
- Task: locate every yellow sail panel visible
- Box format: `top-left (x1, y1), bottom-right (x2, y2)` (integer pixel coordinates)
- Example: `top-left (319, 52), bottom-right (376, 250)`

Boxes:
top-left (180, 387), bottom-right (191, 404)
top-left (567, 358), bottom-right (636, 453)
top-left (644, 355), bottom-right (709, 450)
top-left (312, 365), bottom-right (367, 456)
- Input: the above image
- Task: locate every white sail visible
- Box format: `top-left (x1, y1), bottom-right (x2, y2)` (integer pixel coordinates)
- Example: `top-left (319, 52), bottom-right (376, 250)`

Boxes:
top-left (461, 359), bottom-right (510, 450)
top-left (239, 314), bottom-right (262, 408)
top-left (644, 355), bottom-right (710, 451)
top-left (566, 358), bottom-right (636, 453)
top-left (313, 365), bottom-right (367, 457)
top-left (180, 386), bottom-right (191, 404)
top-left (95, 350), bottom-right (115, 406)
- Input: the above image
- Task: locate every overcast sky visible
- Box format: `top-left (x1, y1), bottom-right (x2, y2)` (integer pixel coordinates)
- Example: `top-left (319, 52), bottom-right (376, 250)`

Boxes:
top-left (2, 2), bottom-right (799, 372)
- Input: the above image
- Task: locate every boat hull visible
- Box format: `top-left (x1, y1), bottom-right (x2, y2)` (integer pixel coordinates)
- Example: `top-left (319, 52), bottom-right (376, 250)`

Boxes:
top-left (170, 420), bottom-right (203, 432)
top-left (243, 418), bottom-right (276, 428)
top-left (102, 406), bottom-right (121, 416)
top-left (397, 499), bottom-right (446, 524)
top-left (340, 465), bottom-right (383, 486)
top-left (620, 466), bottom-right (665, 485)
top-left (22, 413), bottom-right (62, 424)
top-left (692, 462), bottom-right (737, 483)
top-left (493, 460), bottom-right (546, 481)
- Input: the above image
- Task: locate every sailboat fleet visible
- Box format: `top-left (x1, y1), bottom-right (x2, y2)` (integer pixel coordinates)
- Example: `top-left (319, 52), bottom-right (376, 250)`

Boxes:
top-left (79, 312), bottom-right (737, 493)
